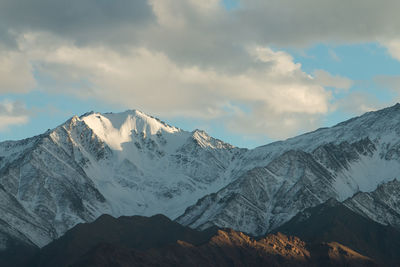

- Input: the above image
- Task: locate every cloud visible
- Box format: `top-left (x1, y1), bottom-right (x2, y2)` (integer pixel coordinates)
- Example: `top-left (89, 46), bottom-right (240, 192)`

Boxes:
top-left (328, 49), bottom-right (340, 62)
top-left (382, 39), bottom-right (400, 61)
top-left (374, 75), bottom-right (400, 104)
top-left (7, 0), bottom-right (400, 139)
top-left (374, 75), bottom-right (400, 90)
top-left (145, 0), bottom-right (400, 65)
top-left (314, 70), bottom-right (353, 90)
top-left (1, 0), bottom-right (400, 66)
top-left (333, 92), bottom-right (385, 116)
top-left (0, 0), bottom-right (154, 47)
top-left (226, 103), bottom-right (324, 139)
top-left (0, 100), bottom-right (30, 131)
top-left (0, 47), bottom-right (36, 93)
top-left (234, 1), bottom-right (400, 44)
top-left (338, 75), bottom-right (400, 117)
top-left (8, 31), bottom-right (335, 138)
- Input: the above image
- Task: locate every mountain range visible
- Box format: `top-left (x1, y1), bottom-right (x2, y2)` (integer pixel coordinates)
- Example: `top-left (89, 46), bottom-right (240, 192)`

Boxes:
top-left (1, 104), bottom-right (400, 266)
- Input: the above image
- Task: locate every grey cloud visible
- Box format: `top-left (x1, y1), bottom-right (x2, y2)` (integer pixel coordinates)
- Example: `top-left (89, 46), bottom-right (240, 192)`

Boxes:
top-left (0, 100), bottom-right (28, 115)
top-left (0, 0), bottom-right (154, 47)
top-left (333, 91), bottom-right (386, 116)
top-left (374, 75), bottom-right (400, 91)
top-left (226, 102), bottom-right (324, 139)
top-left (314, 70), bottom-right (353, 90)
top-left (232, 0), bottom-right (400, 45)
top-left (142, 0), bottom-right (400, 68)
top-left (1, 0), bottom-right (400, 69)
top-left (0, 48), bottom-right (36, 94)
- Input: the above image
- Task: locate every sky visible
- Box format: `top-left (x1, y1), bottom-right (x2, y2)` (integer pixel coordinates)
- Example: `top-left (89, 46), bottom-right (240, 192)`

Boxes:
top-left (1, 0), bottom-right (400, 148)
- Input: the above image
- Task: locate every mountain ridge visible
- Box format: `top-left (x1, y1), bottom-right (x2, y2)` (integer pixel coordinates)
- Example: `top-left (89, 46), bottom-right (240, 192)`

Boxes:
top-left (0, 109), bottom-right (245, 249)
top-left (1, 103), bottom-right (400, 253)
top-left (29, 211), bottom-right (380, 267)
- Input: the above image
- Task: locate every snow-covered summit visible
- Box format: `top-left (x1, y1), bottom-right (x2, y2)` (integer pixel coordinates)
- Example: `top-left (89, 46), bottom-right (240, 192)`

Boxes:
top-left (0, 108), bottom-right (244, 248)
top-left (84, 110), bottom-right (181, 135)
top-left (79, 110), bottom-right (183, 151)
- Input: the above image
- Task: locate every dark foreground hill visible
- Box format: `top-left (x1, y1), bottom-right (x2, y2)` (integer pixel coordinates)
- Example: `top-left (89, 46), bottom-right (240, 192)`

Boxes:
top-left (31, 214), bottom-right (217, 267)
top-left (4, 198), bottom-right (400, 266)
top-left (69, 230), bottom-right (376, 267)
top-left (276, 199), bottom-right (400, 266)
top-left (19, 209), bottom-right (386, 267)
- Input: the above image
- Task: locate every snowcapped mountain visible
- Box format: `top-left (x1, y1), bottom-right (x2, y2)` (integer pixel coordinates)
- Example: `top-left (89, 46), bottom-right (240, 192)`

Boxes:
top-left (2, 104), bottom-right (400, 250)
top-left (177, 104), bottom-right (400, 235)
top-left (0, 110), bottom-right (244, 248)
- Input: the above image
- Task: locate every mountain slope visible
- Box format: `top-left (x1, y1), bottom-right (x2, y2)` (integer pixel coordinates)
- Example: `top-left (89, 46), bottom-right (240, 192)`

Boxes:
top-left (0, 218), bottom-right (39, 267)
top-left (275, 199), bottom-right (400, 266)
top-left (344, 179), bottom-right (400, 230)
top-left (177, 137), bottom-right (388, 235)
top-left (32, 214), bottom-right (217, 267)
top-left (178, 104), bottom-right (400, 234)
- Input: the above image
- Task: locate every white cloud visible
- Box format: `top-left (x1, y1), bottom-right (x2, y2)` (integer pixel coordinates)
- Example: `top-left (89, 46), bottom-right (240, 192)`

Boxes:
top-left (0, 100), bottom-right (30, 131)
top-left (383, 39), bottom-right (400, 61)
top-left (249, 47), bottom-right (301, 74)
top-left (0, 48), bottom-right (36, 93)
top-left (7, 32), bottom-right (338, 138)
top-left (8, 0), bottom-right (399, 140)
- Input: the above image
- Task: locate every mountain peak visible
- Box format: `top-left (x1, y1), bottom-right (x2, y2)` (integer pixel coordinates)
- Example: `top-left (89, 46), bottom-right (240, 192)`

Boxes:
top-left (84, 109), bottom-right (179, 132)
top-left (392, 102), bottom-right (400, 108)
top-left (78, 110), bottom-right (182, 150)
top-left (192, 129), bottom-right (236, 149)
